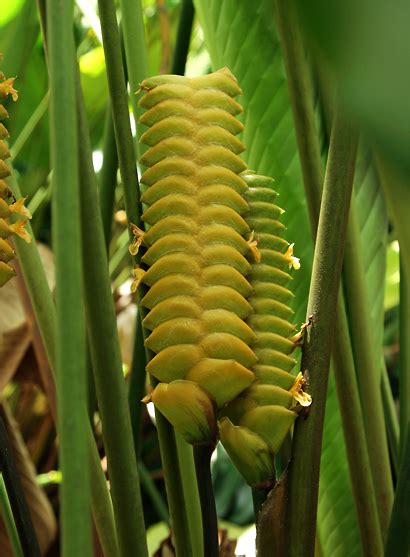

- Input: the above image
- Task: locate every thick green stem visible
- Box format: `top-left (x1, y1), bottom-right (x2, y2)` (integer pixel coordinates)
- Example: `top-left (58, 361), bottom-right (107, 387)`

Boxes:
top-left (175, 434), bottom-right (204, 557)
top-left (155, 411), bottom-right (194, 557)
top-left (76, 74), bottom-right (148, 557)
top-left (46, 1), bottom-right (92, 554)
top-left (332, 299), bottom-right (384, 556)
top-left (286, 108), bottom-right (357, 557)
top-left (0, 410), bottom-right (40, 557)
top-left (194, 445), bottom-right (218, 557)
top-left (128, 316), bottom-right (147, 456)
top-left (171, 0), bottom-right (195, 75)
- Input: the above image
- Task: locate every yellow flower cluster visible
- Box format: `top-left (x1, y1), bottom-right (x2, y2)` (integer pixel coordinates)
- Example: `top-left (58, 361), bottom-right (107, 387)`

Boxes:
top-left (0, 68), bottom-right (31, 287)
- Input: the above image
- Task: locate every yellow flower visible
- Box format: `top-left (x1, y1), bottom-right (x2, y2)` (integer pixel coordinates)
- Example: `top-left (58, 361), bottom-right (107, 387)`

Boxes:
top-left (0, 77), bottom-right (18, 102)
top-left (284, 243), bottom-right (300, 270)
top-left (290, 372), bottom-right (312, 407)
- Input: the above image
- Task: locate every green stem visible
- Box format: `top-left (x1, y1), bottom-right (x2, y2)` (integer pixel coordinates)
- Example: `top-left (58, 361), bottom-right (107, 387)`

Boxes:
top-left (128, 316), bottom-right (147, 456)
top-left (46, 0), bottom-right (92, 554)
top-left (384, 427), bottom-right (410, 557)
top-left (98, 0), bottom-right (142, 231)
top-left (286, 107), bottom-right (358, 557)
top-left (0, 411), bottom-right (40, 557)
top-left (400, 259), bottom-right (410, 460)
top-left (10, 91), bottom-right (49, 160)
top-left (171, 0), bottom-right (195, 75)
top-left (381, 359), bottom-right (400, 477)
top-left (175, 434), bottom-right (204, 557)
top-left (342, 193), bottom-right (394, 533)
top-left (8, 170), bottom-right (119, 557)
top-left (99, 105), bottom-right (118, 248)
top-left (155, 411), bottom-right (193, 557)
top-left (333, 299), bottom-right (384, 556)
top-left (76, 73), bottom-right (148, 557)
top-left (117, 0), bottom-right (148, 146)
top-left (274, 0), bottom-right (323, 225)
top-left (194, 445), bottom-right (218, 557)
top-left (138, 461), bottom-right (170, 525)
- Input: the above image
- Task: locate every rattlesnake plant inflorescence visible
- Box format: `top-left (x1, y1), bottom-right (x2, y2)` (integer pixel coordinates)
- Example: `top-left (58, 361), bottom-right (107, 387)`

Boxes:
top-left (0, 65), bottom-right (31, 287)
top-left (133, 68), bottom-right (311, 485)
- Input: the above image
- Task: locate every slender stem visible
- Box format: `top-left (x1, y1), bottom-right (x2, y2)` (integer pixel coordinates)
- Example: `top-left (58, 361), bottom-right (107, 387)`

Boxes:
top-left (175, 434), bottom-right (204, 557)
top-left (10, 91), bottom-right (49, 160)
top-left (171, 0), bottom-right (195, 75)
top-left (0, 410), bottom-right (40, 557)
top-left (286, 107), bottom-right (358, 557)
top-left (275, 0), bottom-right (323, 227)
top-left (333, 297), bottom-right (384, 556)
top-left (128, 316), bottom-right (147, 456)
top-left (117, 0), bottom-right (148, 146)
top-left (98, 0), bottom-right (142, 231)
top-left (384, 426), bottom-right (410, 557)
top-left (155, 411), bottom-right (194, 557)
top-left (400, 259), bottom-right (410, 460)
top-left (138, 461), bottom-right (170, 525)
top-left (381, 359), bottom-right (400, 477)
top-left (8, 170), bottom-right (119, 557)
top-left (342, 193), bottom-right (394, 533)
top-left (194, 445), bottom-right (218, 557)
top-left (76, 73), bottom-right (148, 556)
top-left (46, 1), bottom-right (92, 554)
top-left (99, 105), bottom-right (118, 248)
top-left (0, 474), bottom-right (23, 557)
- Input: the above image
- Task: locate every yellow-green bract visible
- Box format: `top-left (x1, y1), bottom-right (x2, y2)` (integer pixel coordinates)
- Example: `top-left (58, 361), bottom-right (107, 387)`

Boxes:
top-left (134, 68), bottom-right (311, 484)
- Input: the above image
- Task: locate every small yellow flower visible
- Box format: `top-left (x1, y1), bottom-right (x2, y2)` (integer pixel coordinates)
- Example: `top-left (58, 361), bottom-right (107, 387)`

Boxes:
top-left (0, 77), bottom-right (18, 102)
top-left (247, 230), bottom-right (261, 263)
top-left (9, 197), bottom-right (31, 219)
top-left (129, 223), bottom-right (145, 256)
top-left (284, 243), bottom-right (300, 270)
top-left (130, 266), bottom-right (145, 292)
top-left (9, 219), bottom-right (31, 243)
top-left (290, 372), bottom-right (312, 407)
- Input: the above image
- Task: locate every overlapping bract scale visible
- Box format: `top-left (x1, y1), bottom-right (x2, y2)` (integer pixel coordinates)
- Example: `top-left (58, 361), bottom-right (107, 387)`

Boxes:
top-left (137, 68), bottom-right (258, 444)
top-left (219, 173), bottom-right (311, 486)
top-left (136, 68), bottom-right (311, 479)
top-left (0, 68), bottom-right (31, 288)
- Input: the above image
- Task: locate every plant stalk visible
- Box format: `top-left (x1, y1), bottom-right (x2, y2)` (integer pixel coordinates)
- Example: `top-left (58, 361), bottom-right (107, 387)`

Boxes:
top-left (286, 107), bottom-right (357, 557)
top-left (76, 72), bottom-right (148, 557)
top-left (46, 0), bottom-right (92, 553)
top-left (400, 259), bottom-right (410, 460)
top-left (332, 299), bottom-right (384, 556)
top-left (99, 105), bottom-right (118, 248)
top-left (194, 444), bottom-right (219, 557)
top-left (171, 0), bottom-right (195, 75)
